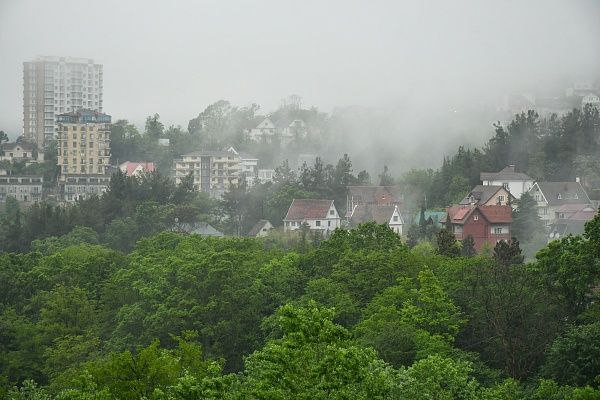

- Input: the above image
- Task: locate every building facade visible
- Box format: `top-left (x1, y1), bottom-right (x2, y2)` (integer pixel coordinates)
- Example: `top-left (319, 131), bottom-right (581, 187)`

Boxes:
top-left (346, 186), bottom-right (402, 218)
top-left (61, 174), bottom-right (110, 202)
top-left (529, 182), bottom-right (591, 225)
top-left (283, 199), bottom-right (341, 233)
top-left (460, 185), bottom-right (513, 207)
top-left (0, 142), bottom-right (35, 162)
top-left (227, 147), bottom-right (258, 187)
top-left (23, 56), bottom-right (103, 148)
top-left (56, 110), bottom-right (111, 176)
top-left (174, 150), bottom-right (241, 198)
top-left (444, 205), bottom-right (513, 252)
top-left (0, 175), bottom-right (43, 203)
top-left (480, 165), bottom-right (534, 199)
top-left (348, 204), bottom-right (404, 235)
top-left (258, 169), bottom-right (275, 184)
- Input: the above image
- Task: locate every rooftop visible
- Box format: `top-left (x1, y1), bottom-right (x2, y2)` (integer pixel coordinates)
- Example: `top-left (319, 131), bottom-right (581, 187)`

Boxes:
top-left (349, 204), bottom-right (399, 226)
top-left (480, 165), bottom-right (532, 182)
top-left (247, 220), bottom-right (272, 236)
top-left (284, 199), bottom-right (334, 220)
top-left (534, 182), bottom-right (591, 206)
top-left (445, 204), bottom-right (512, 224)
top-left (460, 185), bottom-right (510, 205)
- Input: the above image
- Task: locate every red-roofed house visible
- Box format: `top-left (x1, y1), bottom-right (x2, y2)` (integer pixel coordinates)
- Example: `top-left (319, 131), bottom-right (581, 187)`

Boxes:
top-left (283, 199), bottom-right (341, 233)
top-left (119, 161), bottom-right (156, 177)
top-left (443, 205), bottom-right (513, 252)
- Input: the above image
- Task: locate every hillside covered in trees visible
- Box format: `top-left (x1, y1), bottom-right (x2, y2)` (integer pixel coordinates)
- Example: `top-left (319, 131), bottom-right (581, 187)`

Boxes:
top-left (401, 105), bottom-right (600, 208)
top-left (1, 216), bottom-right (599, 398)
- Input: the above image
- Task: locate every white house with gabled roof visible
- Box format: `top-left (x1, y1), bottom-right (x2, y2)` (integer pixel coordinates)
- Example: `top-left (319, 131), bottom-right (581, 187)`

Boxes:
top-left (248, 118), bottom-right (276, 141)
top-left (283, 199), bottom-right (341, 233)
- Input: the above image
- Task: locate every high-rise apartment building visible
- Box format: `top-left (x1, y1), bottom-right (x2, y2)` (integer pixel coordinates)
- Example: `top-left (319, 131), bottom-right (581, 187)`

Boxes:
top-left (56, 110), bottom-right (111, 203)
top-left (56, 110), bottom-right (111, 177)
top-left (174, 151), bottom-right (241, 198)
top-left (23, 56), bottom-right (103, 148)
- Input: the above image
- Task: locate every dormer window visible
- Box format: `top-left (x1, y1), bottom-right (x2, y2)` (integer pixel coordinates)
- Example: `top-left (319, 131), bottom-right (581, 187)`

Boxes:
top-left (557, 193), bottom-right (562, 200)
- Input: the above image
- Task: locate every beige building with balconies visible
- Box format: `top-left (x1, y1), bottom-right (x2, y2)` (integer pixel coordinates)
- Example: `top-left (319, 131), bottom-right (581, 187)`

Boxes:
top-left (174, 150), bottom-right (241, 198)
top-left (56, 110), bottom-right (111, 202)
top-left (56, 110), bottom-right (111, 177)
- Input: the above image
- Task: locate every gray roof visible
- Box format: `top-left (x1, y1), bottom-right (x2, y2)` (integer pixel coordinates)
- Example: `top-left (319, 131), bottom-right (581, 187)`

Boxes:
top-left (535, 182), bottom-right (591, 206)
top-left (349, 204), bottom-right (398, 226)
top-left (459, 185), bottom-right (511, 205)
top-left (550, 219), bottom-right (588, 237)
top-left (175, 222), bottom-right (224, 236)
top-left (247, 219), bottom-right (271, 236)
top-left (480, 165), bottom-right (532, 182)
top-left (347, 186), bottom-right (402, 205)
top-left (2, 142), bottom-right (34, 151)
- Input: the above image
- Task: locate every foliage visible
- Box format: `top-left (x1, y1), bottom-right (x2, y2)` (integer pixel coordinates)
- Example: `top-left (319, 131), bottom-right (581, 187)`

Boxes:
top-left (437, 229), bottom-right (460, 257)
top-left (542, 322), bottom-right (600, 387)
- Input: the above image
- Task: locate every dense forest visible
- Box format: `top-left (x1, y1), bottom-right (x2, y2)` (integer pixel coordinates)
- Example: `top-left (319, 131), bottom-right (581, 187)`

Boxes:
top-left (1, 217), bottom-right (599, 398)
top-left (1, 104), bottom-right (599, 398)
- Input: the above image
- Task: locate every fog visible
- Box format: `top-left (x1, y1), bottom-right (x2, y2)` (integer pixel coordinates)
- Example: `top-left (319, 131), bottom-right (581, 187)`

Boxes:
top-left (1, 0), bottom-right (599, 171)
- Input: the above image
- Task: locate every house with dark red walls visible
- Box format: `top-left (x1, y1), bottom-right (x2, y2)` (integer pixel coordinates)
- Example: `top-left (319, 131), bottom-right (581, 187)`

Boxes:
top-left (443, 205), bottom-right (513, 252)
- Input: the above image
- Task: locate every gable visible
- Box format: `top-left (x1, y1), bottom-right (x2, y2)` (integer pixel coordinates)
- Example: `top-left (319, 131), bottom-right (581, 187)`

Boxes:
top-left (284, 199), bottom-right (335, 220)
top-left (258, 118), bottom-right (275, 129)
top-left (327, 204), bottom-right (339, 219)
top-left (535, 182), bottom-right (590, 206)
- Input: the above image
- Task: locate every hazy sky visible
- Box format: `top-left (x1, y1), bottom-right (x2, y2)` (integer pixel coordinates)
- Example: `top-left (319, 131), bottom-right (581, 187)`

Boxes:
top-left (1, 0), bottom-right (599, 137)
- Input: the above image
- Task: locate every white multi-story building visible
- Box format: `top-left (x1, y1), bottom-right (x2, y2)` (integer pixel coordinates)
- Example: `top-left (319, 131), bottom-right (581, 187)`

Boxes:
top-left (174, 150), bottom-right (241, 198)
top-left (0, 175), bottom-right (44, 203)
top-left (227, 147), bottom-right (258, 186)
top-left (23, 56), bottom-right (103, 148)
top-left (258, 169), bottom-right (275, 184)
top-left (480, 165), bottom-right (534, 200)
top-left (61, 175), bottom-right (110, 203)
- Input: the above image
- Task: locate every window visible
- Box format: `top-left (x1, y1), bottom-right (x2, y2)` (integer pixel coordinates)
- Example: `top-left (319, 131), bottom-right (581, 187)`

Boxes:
top-left (328, 221), bottom-right (331, 227)
top-left (557, 193), bottom-right (562, 200)
top-left (474, 215), bottom-right (479, 221)
top-left (329, 209), bottom-right (334, 215)
top-left (316, 220), bottom-right (321, 227)
top-left (535, 194), bottom-right (541, 201)
top-left (498, 195), bottom-right (505, 203)
top-left (393, 215), bottom-right (399, 222)
top-left (574, 193), bottom-right (578, 199)
top-left (494, 227), bottom-right (503, 234)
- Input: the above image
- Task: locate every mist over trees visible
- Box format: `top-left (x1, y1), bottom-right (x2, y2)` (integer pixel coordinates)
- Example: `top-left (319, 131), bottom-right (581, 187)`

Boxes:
top-left (1, 215), bottom-right (600, 398)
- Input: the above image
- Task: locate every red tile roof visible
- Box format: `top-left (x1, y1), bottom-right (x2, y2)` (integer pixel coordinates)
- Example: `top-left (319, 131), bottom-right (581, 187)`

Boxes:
top-left (446, 205), bottom-right (512, 224)
top-left (284, 199), bottom-right (334, 220)
top-left (120, 161), bottom-right (155, 176)
top-left (478, 205), bottom-right (513, 223)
